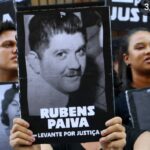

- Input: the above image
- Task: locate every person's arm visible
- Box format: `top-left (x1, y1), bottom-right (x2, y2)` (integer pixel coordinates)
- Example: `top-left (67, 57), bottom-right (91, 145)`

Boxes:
top-left (134, 131), bottom-right (150, 150)
top-left (99, 117), bottom-right (126, 150)
top-left (10, 118), bottom-right (40, 150)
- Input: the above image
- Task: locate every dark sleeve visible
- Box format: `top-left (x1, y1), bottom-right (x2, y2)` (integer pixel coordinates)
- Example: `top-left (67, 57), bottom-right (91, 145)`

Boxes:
top-left (51, 143), bottom-right (84, 150)
top-left (124, 126), bottom-right (145, 150)
top-left (51, 143), bottom-right (68, 150)
top-left (115, 92), bottom-right (132, 126)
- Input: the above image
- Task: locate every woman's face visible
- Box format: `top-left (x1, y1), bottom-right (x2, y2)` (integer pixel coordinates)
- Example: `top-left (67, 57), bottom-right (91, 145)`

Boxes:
top-left (6, 92), bottom-right (20, 128)
top-left (123, 31), bottom-right (150, 75)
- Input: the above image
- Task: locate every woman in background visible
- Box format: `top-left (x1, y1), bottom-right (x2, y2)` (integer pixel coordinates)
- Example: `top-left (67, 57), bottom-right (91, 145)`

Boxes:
top-left (116, 27), bottom-right (150, 127)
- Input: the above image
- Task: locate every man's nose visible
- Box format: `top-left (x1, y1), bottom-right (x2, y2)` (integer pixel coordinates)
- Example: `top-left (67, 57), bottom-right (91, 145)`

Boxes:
top-left (68, 55), bottom-right (80, 69)
top-left (12, 45), bottom-right (17, 53)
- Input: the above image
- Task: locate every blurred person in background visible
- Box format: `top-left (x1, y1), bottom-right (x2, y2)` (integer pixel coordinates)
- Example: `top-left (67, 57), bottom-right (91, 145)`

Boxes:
top-left (115, 27), bottom-right (150, 127)
top-left (0, 21), bottom-right (18, 82)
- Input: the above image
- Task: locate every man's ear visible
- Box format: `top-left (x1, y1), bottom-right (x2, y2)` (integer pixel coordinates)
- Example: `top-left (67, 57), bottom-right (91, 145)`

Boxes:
top-left (26, 51), bottom-right (41, 75)
top-left (123, 53), bottom-right (131, 66)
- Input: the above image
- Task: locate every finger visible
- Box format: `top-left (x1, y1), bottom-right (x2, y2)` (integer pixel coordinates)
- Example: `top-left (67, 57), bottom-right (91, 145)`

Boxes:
top-left (10, 123), bottom-right (33, 136)
top-left (105, 117), bottom-right (122, 127)
top-left (101, 124), bottom-right (125, 136)
top-left (13, 118), bottom-right (29, 128)
top-left (106, 139), bottom-right (126, 149)
top-left (10, 131), bottom-right (35, 143)
top-left (10, 138), bottom-right (33, 148)
top-left (100, 132), bottom-right (126, 143)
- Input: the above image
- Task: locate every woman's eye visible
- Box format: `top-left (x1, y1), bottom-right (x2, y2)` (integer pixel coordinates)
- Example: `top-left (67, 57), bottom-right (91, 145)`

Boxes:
top-left (135, 44), bottom-right (145, 50)
top-left (11, 102), bottom-right (18, 106)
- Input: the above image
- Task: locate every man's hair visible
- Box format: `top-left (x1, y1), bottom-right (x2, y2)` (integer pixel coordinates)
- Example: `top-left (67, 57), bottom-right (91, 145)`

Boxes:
top-left (28, 12), bottom-right (85, 58)
top-left (0, 21), bottom-right (16, 35)
top-left (1, 84), bottom-right (18, 126)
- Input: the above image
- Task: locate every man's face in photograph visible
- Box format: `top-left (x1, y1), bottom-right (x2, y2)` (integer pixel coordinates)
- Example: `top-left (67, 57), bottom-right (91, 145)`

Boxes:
top-left (40, 31), bottom-right (86, 94)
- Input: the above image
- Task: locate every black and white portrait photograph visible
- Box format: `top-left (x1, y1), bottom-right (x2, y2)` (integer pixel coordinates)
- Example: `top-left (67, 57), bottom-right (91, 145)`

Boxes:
top-left (0, 83), bottom-right (20, 150)
top-left (17, 6), bottom-right (114, 143)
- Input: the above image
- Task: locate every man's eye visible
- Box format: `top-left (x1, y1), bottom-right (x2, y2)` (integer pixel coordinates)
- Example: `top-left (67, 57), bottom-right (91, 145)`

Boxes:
top-left (77, 48), bottom-right (86, 56)
top-left (2, 42), bottom-right (15, 48)
top-left (56, 52), bottom-right (67, 58)
top-left (3, 44), bottom-right (11, 48)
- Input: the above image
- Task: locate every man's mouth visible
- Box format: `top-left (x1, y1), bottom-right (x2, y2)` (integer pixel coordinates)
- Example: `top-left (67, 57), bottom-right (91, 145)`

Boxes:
top-left (66, 70), bottom-right (81, 77)
top-left (11, 55), bottom-right (17, 61)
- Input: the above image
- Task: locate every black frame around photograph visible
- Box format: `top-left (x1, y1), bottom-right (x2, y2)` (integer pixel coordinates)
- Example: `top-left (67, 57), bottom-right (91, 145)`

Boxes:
top-left (17, 5), bottom-right (114, 143)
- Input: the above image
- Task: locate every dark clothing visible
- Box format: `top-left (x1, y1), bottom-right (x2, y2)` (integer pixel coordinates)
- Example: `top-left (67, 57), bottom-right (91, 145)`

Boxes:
top-left (51, 126), bottom-right (144, 150)
top-left (52, 143), bottom-right (84, 150)
top-left (114, 87), bottom-right (146, 150)
top-left (115, 91), bottom-right (133, 126)
top-left (115, 84), bottom-right (136, 127)
top-left (116, 87), bottom-right (150, 130)
top-left (125, 126), bottom-right (144, 150)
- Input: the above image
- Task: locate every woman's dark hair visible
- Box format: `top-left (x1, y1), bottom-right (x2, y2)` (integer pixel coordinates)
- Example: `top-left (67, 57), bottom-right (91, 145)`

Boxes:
top-left (1, 84), bottom-right (18, 126)
top-left (119, 27), bottom-right (150, 89)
